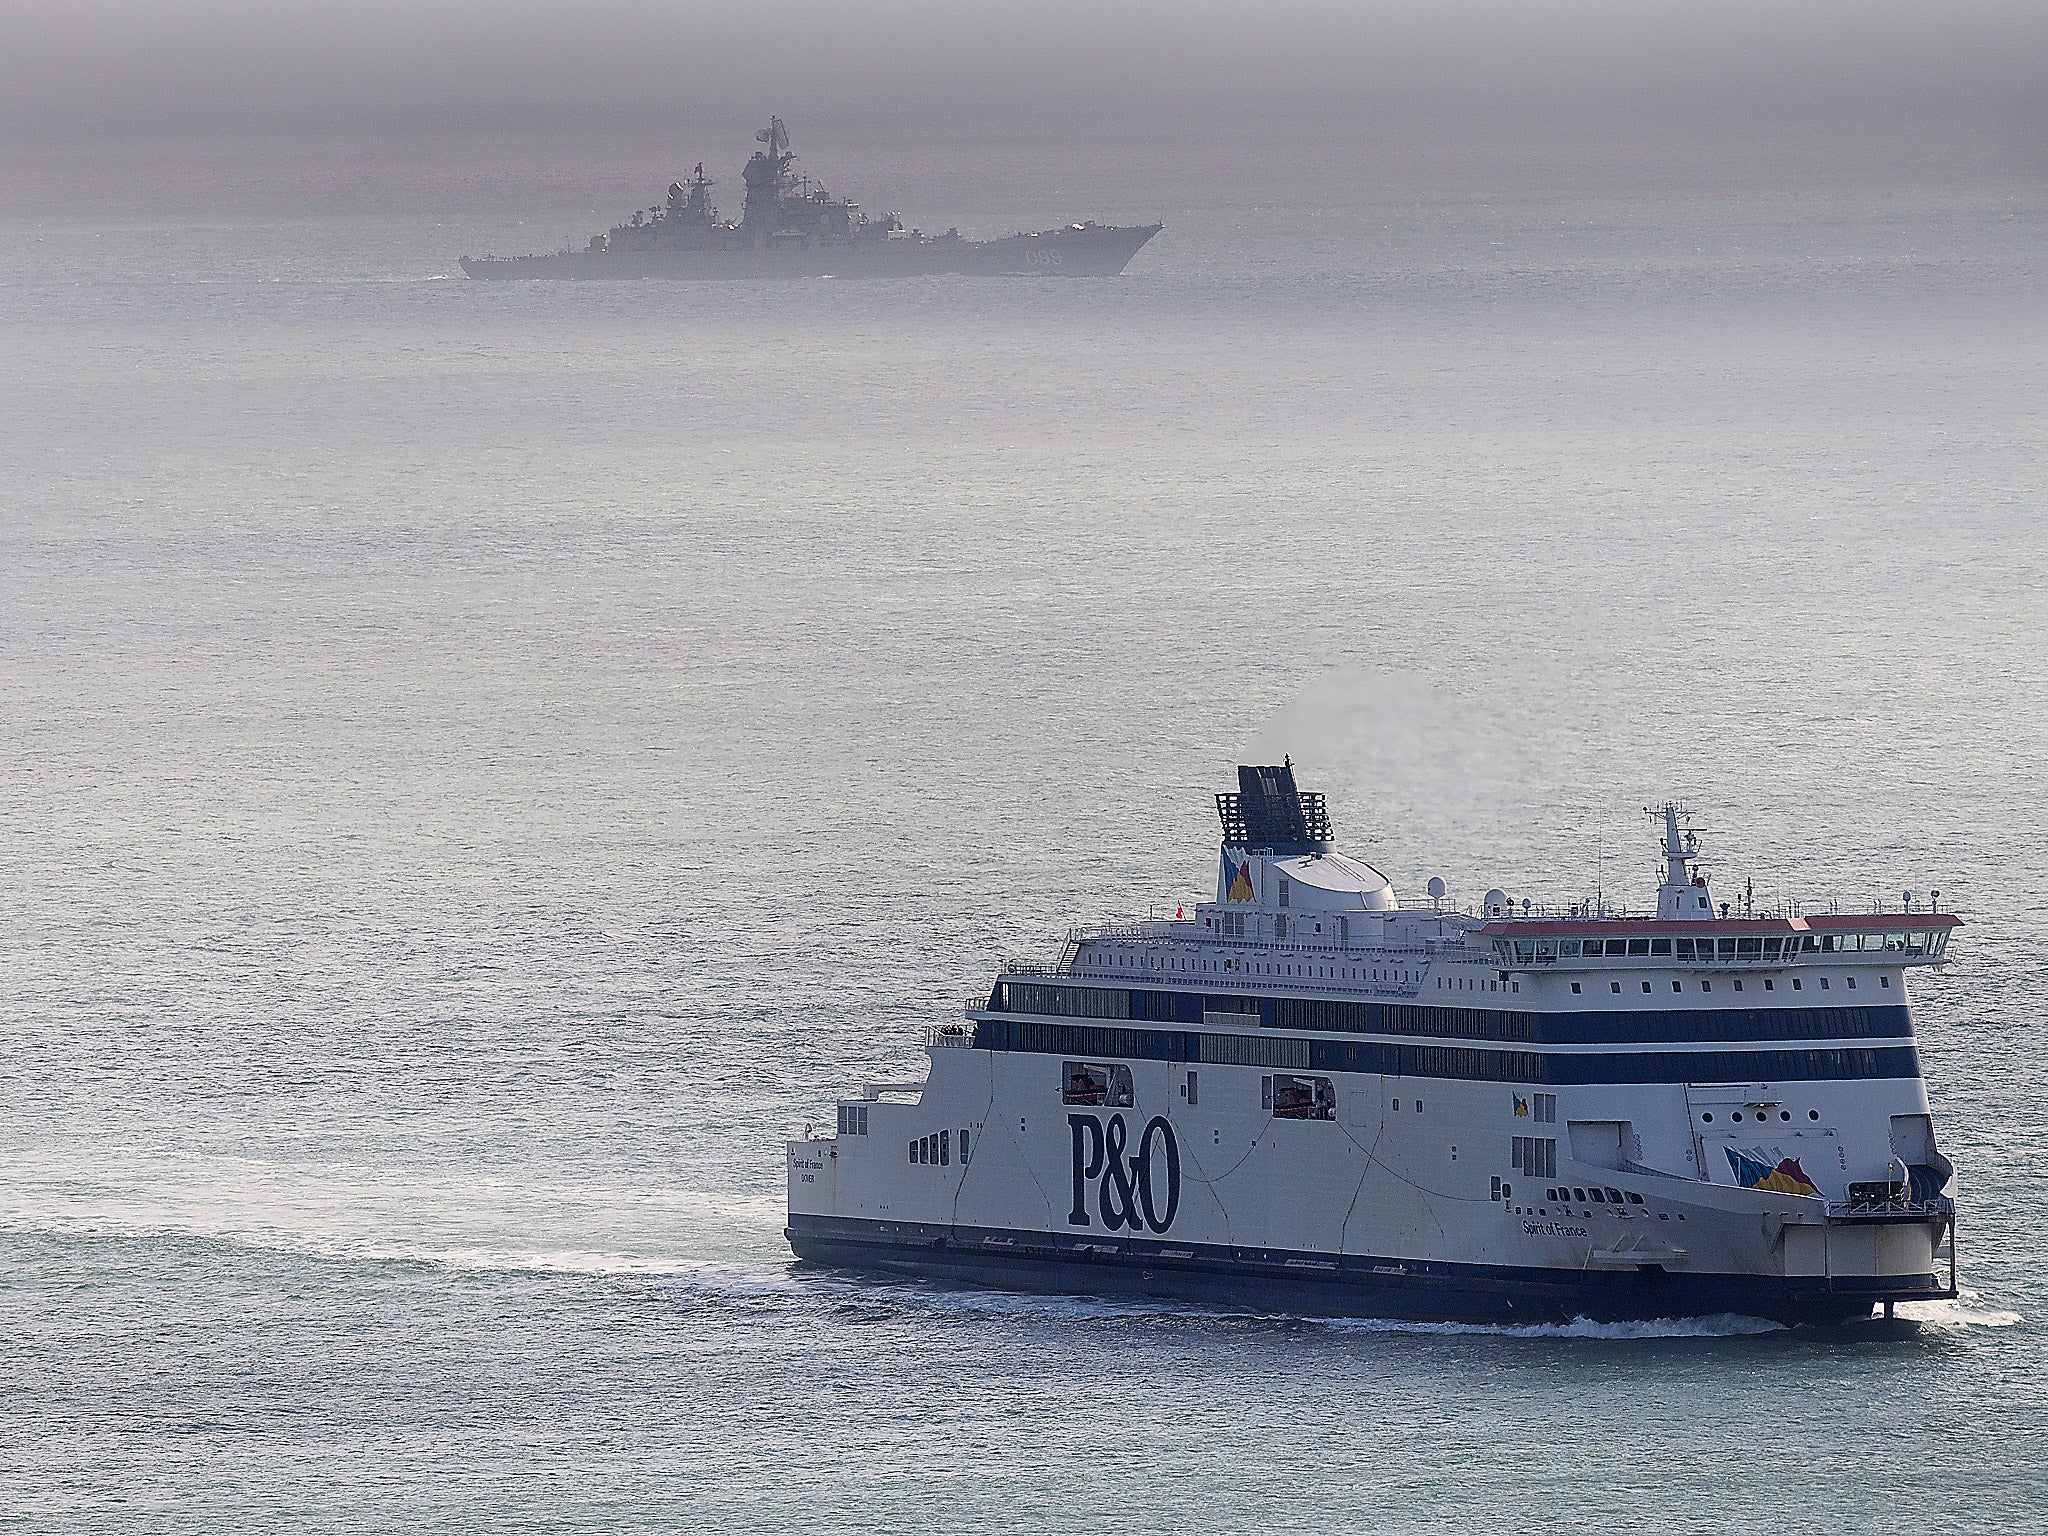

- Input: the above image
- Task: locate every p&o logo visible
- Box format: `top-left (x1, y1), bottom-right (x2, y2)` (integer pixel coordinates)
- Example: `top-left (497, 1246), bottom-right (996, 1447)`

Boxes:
top-left (1068, 1113), bottom-right (1180, 1232)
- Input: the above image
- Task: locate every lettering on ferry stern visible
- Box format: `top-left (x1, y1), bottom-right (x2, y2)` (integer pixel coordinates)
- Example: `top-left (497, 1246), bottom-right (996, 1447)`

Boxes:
top-left (1068, 1113), bottom-right (1181, 1232)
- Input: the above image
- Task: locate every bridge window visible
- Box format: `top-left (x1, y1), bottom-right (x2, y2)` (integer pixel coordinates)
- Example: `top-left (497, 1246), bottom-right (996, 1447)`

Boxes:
top-left (838, 1104), bottom-right (870, 1136)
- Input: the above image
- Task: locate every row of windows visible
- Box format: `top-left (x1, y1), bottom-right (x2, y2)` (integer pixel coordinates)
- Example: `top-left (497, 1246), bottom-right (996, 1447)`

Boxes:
top-left (1089, 950), bottom-right (1416, 984)
top-left (1382, 1004), bottom-right (1536, 1040)
top-left (974, 1018), bottom-right (1920, 1086)
top-left (1003, 982), bottom-right (1131, 1019)
top-left (837, 1103), bottom-right (871, 1136)
top-left (994, 985), bottom-right (1910, 1045)
top-left (1551, 1185), bottom-right (1645, 1206)
top-left (909, 1129), bottom-right (973, 1167)
top-left (1511, 1136), bottom-right (1557, 1178)
top-left (1498, 929), bottom-right (1948, 965)
top-left (1579, 976), bottom-right (1886, 998)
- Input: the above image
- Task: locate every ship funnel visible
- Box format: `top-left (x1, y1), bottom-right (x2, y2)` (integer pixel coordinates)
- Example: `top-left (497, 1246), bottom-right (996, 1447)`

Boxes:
top-left (1215, 759), bottom-right (1333, 854)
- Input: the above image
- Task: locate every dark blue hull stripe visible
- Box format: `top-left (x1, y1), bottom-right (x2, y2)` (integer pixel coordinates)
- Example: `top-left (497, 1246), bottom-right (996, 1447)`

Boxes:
top-left (991, 984), bottom-right (1913, 1045)
top-left (786, 1215), bottom-right (1950, 1327)
top-left (972, 1018), bottom-right (1919, 1087)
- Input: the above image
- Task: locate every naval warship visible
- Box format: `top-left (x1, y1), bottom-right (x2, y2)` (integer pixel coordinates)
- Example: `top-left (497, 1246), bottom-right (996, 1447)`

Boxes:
top-left (460, 118), bottom-right (1161, 281)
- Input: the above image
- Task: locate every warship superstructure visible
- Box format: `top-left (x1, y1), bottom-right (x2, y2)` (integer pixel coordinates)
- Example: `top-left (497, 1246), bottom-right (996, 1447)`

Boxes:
top-left (786, 764), bottom-right (1961, 1325)
top-left (461, 117), bottom-right (1160, 280)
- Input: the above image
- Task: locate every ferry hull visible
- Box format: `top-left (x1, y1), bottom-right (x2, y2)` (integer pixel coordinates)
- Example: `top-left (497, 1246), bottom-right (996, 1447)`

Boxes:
top-left (787, 1214), bottom-right (1950, 1328)
top-left (786, 770), bottom-right (1963, 1333)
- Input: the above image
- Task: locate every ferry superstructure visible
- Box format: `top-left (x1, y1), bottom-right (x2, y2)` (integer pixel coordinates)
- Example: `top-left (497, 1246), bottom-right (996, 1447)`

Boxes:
top-left (786, 765), bottom-right (1959, 1325)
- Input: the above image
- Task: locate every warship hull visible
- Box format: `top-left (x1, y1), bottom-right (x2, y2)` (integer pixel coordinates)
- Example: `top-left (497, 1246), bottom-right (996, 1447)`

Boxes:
top-left (461, 222), bottom-right (1161, 281)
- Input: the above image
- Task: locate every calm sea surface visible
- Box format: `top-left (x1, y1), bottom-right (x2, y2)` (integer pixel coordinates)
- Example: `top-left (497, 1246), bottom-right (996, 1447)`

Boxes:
top-left (3, 133), bottom-right (2045, 1533)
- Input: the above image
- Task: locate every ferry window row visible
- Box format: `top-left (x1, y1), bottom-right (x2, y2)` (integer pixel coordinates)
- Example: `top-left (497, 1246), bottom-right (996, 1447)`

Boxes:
top-left (1510, 1135), bottom-right (1557, 1178)
top-left (909, 1129), bottom-right (971, 1166)
top-left (1498, 930), bottom-right (1946, 965)
top-left (837, 1103), bottom-right (870, 1136)
top-left (994, 985), bottom-right (1909, 1045)
top-left (1547, 1185), bottom-right (1645, 1206)
top-left (987, 1017), bottom-right (1919, 1087)
top-left (1581, 976), bottom-right (1871, 996)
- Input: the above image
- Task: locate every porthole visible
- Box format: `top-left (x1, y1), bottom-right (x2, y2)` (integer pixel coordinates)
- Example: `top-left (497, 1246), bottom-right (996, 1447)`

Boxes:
top-left (1809, 1109), bottom-right (1820, 1120)
top-left (1731, 1112), bottom-right (1742, 1122)
top-left (1702, 1113), bottom-right (1713, 1123)
top-left (1780, 1111), bottom-right (1791, 1121)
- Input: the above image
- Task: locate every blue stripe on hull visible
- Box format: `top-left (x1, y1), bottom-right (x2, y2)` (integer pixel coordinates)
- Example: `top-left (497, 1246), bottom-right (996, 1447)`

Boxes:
top-left (786, 1215), bottom-right (1949, 1328)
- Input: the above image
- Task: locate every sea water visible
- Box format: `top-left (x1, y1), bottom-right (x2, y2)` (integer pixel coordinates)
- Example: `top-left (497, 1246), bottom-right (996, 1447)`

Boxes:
top-left (2, 131), bottom-right (2043, 1533)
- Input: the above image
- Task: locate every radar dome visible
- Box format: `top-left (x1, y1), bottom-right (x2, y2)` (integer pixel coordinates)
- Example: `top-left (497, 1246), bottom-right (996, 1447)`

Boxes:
top-left (1483, 888), bottom-right (1510, 917)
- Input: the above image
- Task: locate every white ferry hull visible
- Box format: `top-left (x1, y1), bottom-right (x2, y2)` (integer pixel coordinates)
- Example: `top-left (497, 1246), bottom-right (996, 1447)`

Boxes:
top-left (787, 1046), bottom-right (1951, 1327)
top-left (786, 771), bottom-right (1959, 1327)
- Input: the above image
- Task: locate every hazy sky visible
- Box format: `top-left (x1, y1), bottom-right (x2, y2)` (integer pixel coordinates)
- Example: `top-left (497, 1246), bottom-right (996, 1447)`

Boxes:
top-left (7, 0), bottom-right (2046, 144)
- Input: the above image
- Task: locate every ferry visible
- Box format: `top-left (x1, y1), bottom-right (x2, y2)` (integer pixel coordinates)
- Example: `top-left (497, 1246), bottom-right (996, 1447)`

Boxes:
top-left (785, 764), bottom-right (1959, 1325)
